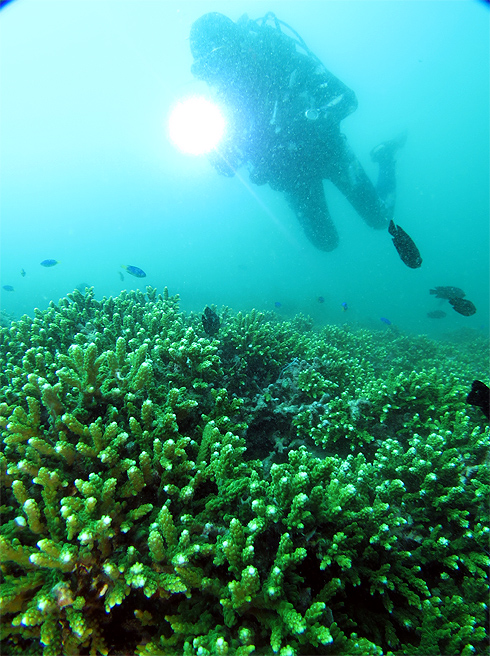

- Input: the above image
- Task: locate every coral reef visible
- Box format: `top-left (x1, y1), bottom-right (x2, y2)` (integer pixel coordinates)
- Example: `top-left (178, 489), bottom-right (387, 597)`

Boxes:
top-left (0, 286), bottom-right (488, 655)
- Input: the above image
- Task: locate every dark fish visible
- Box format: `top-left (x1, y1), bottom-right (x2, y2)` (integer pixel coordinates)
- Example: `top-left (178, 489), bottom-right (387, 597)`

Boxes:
top-left (388, 220), bottom-right (422, 268)
top-left (341, 302), bottom-right (348, 311)
top-left (430, 286), bottom-right (465, 300)
top-left (449, 297), bottom-right (476, 316)
top-left (20, 268), bottom-right (26, 277)
top-left (121, 265), bottom-right (146, 278)
top-left (427, 310), bottom-right (446, 319)
top-left (118, 271), bottom-right (125, 281)
top-left (274, 301), bottom-right (282, 308)
top-left (466, 380), bottom-right (489, 420)
top-left (202, 306), bottom-right (220, 336)
top-left (317, 296), bottom-right (325, 304)
top-left (2, 285), bottom-right (15, 292)
top-left (40, 259), bottom-right (59, 267)
top-left (380, 317), bottom-right (391, 325)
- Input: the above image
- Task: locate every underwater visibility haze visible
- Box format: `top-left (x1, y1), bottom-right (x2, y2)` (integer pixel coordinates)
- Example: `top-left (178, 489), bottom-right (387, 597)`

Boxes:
top-left (0, 1), bottom-right (489, 655)
top-left (0, 0), bottom-right (489, 333)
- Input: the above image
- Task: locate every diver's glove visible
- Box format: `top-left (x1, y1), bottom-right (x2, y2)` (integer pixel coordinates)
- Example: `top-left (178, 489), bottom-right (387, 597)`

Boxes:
top-left (208, 143), bottom-right (243, 177)
top-left (209, 152), bottom-right (236, 176)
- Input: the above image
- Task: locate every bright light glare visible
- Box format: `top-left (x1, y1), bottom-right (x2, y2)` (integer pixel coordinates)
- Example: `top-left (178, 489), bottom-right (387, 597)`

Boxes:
top-left (168, 97), bottom-right (226, 155)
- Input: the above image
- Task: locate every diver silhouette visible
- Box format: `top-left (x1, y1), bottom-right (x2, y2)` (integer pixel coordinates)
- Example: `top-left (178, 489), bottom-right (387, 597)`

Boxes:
top-left (190, 12), bottom-right (406, 251)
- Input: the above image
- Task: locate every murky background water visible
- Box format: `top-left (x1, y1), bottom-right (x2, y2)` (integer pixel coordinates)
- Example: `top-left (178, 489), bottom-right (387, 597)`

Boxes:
top-left (1, 1), bottom-right (488, 341)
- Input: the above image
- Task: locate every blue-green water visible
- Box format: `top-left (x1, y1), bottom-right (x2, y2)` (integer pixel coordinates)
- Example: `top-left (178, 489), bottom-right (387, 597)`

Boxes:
top-left (1, 0), bottom-right (489, 340)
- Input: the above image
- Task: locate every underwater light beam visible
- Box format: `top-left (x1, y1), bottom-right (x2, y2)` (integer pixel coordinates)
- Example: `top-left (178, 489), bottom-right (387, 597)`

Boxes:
top-left (168, 97), bottom-right (226, 155)
top-left (168, 97), bottom-right (298, 247)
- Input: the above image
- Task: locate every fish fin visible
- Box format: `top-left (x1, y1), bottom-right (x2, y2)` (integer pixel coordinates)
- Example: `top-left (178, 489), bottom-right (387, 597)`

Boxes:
top-left (388, 220), bottom-right (396, 236)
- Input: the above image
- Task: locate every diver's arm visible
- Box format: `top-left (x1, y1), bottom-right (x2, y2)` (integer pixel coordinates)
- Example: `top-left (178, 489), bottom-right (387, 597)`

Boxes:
top-left (206, 86), bottom-right (250, 177)
top-left (311, 67), bottom-right (358, 123)
top-left (287, 56), bottom-right (358, 125)
top-left (208, 144), bottom-right (242, 177)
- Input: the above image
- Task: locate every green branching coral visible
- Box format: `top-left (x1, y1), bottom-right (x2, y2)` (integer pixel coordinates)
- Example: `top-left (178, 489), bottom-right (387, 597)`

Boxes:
top-left (0, 287), bottom-right (488, 655)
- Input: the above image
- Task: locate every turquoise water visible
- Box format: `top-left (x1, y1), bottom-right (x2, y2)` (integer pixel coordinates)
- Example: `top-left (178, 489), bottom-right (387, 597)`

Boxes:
top-left (1, 0), bottom-right (489, 340)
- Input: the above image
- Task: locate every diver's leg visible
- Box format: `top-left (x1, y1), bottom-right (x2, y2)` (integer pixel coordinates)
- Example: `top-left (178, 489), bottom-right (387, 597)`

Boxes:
top-left (285, 179), bottom-right (339, 251)
top-left (370, 132), bottom-right (407, 219)
top-left (328, 135), bottom-right (391, 229)
top-left (374, 157), bottom-right (396, 219)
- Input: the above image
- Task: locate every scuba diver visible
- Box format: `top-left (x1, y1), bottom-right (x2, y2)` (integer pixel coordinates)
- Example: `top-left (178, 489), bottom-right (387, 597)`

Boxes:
top-left (189, 12), bottom-right (407, 252)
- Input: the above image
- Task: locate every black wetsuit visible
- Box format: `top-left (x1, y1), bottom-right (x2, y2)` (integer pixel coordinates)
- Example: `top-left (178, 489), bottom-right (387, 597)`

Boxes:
top-left (191, 14), bottom-right (396, 251)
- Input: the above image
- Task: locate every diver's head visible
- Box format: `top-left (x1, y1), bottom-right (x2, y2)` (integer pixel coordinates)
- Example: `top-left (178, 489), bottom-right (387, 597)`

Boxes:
top-left (190, 13), bottom-right (241, 80)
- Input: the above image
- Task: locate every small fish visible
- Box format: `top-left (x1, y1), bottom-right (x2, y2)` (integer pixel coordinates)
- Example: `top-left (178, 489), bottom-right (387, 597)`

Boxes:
top-left (449, 297), bottom-right (476, 316)
top-left (341, 302), bottom-right (348, 311)
top-left (20, 268), bottom-right (26, 277)
top-left (317, 296), bottom-right (325, 304)
top-left (40, 259), bottom-right (59, 267)
top-left (388, 220), bottom-right (422, 268)
top-left (202, 306), bottom-right (220, 336)
top-left (380, 317), bottom-right (391, 325)
top-left (466, 380), bottom-right (489, 420)
top-left (121, 265), bottom-right (146, 278)
top-left (274, 301), bottom-right (282, 308)
top-left (430, 286), bottom-right (465, 300)
top-left (118, 271), bottom-right (125, 281)
top-left (427, 310), bottom-right (446, 319)
top-left (2, 285), bottom-right (15, 292)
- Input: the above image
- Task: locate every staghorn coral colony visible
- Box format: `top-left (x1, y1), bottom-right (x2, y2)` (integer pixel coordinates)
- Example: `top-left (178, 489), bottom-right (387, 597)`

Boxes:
top-left (0, 286), bottom-right (488, 656)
